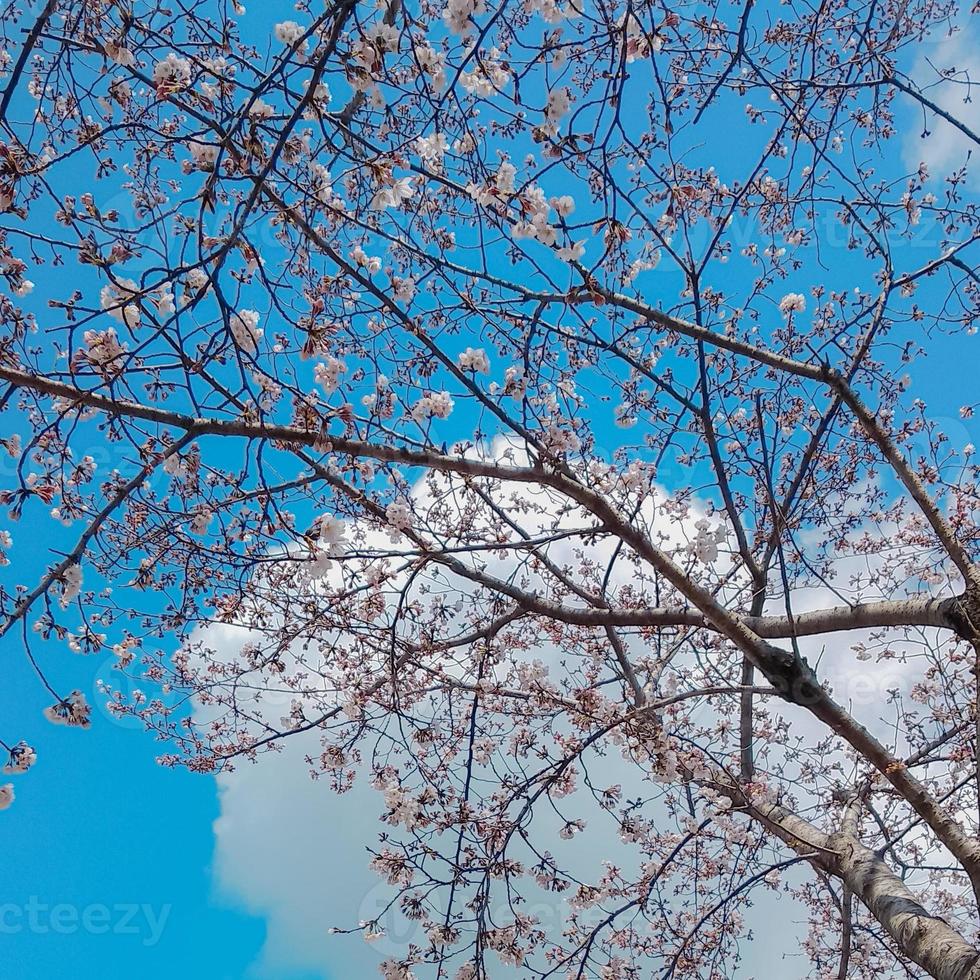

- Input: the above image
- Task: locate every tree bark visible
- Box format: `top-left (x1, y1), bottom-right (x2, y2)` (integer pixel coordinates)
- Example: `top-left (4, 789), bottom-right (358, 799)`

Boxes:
top-left (828, 833), bottom-right (980, 980)
top-left (715, 780), bottom-right (980, 980)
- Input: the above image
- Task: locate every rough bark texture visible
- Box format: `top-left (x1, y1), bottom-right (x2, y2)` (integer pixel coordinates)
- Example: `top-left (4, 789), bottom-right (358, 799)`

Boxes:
top-left (726, 780), bottom-right (980, 980)
top-left (829, 834), bottom-right (980, 980)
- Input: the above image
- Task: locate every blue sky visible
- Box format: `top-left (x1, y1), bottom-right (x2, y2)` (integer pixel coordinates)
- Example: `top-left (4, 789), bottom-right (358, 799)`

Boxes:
top-left (0, 727), bottom-right (267, 978)
top-left (0, 4), bottom-right (978, 979)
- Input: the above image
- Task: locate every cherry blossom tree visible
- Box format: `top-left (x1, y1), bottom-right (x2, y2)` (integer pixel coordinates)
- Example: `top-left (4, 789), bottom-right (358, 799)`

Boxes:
top-left (1, 0), bottom-right (979, 976)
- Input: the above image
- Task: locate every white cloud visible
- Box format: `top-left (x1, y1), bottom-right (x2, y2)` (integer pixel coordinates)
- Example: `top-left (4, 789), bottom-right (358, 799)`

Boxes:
top-left (208, 702), bottom-right (806, 978)
top-left (212, 734), bottom-right (384, 978)
top-left (193, 443), bottom-right (938, 977)
top-left (902, 26), bottom-right (980, 184)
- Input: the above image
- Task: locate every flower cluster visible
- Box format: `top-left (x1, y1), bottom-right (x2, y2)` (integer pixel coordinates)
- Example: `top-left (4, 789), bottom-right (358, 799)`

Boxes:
top-left (44, 690), bottom-right (92, 728)
top-left (779, 292), bottom-right (806, 316)
top-left (443, 0), bottom-right (486, 35)
top-left (100, 277), bottom-right (141, 329)
top-left (3, 741), bottom-right (36, 774)
top-left (411, 391), bottom-right (454, 421)
top-left (229, 309), bottom-right (262, 353)
top-left (153, 53), bottom-right (192, 93)
top-left (314, 357), bottom-right (347, 394)
top-left (59, 563), bottom-right (82, 608)
top-left (458, 347), bottom-right (490, 373)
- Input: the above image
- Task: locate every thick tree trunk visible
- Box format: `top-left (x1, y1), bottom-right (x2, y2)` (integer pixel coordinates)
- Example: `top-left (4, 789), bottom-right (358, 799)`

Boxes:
top-left (828, 834), bottom-right (980, 980)
top-left (722, 781), bottom-right (980, 980)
